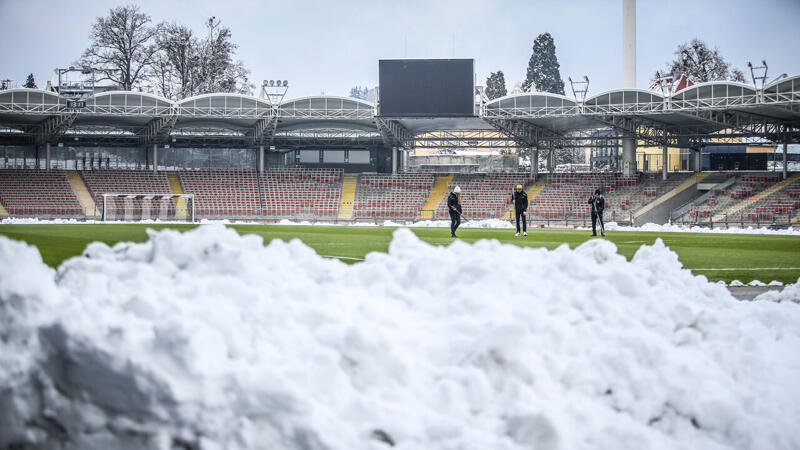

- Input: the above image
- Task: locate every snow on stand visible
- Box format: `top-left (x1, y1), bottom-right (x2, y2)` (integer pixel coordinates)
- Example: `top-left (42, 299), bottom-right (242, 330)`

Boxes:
top-left (1, 225), bottom-right (799, 449)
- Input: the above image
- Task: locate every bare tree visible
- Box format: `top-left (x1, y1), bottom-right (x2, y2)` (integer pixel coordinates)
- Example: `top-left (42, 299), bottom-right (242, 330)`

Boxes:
top-left (146, 17), bottom-right (253, 99)
top-left (654, 39), bottom-right (745, 83)
top-left (151, 23), bottom-right (198, 99)
top-left (79, 5), bottom-right (162, 90)
top-left (196, 17), bottom-right (253, 96)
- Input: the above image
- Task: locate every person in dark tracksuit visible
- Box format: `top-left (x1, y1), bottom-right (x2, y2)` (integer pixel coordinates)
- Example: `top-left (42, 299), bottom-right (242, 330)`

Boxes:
top-left (448, 186), bottom-right (463, 237)
top-left (589, 189), bottom-right (605, 236)
top-left (511, 184), bottom-right (528, 236)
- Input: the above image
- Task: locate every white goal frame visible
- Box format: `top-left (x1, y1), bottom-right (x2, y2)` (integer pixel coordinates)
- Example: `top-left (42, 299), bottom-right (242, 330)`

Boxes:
top-left (101, 193), bottom-right (195, 222)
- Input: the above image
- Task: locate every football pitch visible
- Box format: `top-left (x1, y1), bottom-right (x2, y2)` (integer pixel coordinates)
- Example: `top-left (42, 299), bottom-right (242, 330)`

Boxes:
top-left (1, 223), bottom-right (799, 284)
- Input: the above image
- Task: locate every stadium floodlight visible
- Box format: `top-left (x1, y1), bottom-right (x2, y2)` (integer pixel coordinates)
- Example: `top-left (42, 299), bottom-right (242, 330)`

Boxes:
top-left (260, 77), bottom-right (290, 105)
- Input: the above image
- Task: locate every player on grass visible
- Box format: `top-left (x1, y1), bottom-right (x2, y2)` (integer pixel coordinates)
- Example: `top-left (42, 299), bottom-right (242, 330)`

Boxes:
top-left (448, 186), bottom-right (463, 237)
top-left (511, 184), bottom-right (528, 237)
top-left (589, 189), bottom-right (605, 236)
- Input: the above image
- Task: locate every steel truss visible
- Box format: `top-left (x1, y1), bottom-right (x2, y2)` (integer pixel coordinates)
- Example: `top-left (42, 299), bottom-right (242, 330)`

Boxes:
top-left (413, 130), bottom-right (519, 150)
top-left (375, 118), bottom-right (413, 149)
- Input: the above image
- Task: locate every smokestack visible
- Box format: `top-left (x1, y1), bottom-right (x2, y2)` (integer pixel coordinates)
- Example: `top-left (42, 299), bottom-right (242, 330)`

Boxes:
top-left (622, 0), bottom-right (636, 88)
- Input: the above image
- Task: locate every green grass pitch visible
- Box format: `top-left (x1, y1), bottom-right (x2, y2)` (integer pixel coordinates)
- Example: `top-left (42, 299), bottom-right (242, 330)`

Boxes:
top-left (1, 223), bottom-right (799, 284)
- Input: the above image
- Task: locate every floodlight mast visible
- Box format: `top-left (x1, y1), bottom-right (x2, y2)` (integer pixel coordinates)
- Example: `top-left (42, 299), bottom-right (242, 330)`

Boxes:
top-left (568, 75), bottom-right (590, 102)
top-left (260, 79), bottom-right (289, 105)
top-left (747, 60), bottom-right (768, 91)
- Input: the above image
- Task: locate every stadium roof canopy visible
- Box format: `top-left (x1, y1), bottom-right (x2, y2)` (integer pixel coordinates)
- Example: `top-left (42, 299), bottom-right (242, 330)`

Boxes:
top-left (0, 74), bottom-right (799, 148)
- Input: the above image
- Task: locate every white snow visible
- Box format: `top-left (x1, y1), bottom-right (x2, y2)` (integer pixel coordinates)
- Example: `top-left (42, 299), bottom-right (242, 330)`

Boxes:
top-left (1, 225), bottom-right (799, 449)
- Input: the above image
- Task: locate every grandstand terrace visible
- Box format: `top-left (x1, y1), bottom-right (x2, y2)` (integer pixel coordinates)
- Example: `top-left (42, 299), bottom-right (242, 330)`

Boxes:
top-left (434, 173), bottom-right (534, 220)
top-left (260, 168), bottom-right (342, 219)
top-left (179, 169), bottom-right (262, 218)
top-left (81, 169), bottom-right (173, 216)
top-left (353, 173), bottom-right (434, 219)
top-left (0, 169), bottom-right (82, 216)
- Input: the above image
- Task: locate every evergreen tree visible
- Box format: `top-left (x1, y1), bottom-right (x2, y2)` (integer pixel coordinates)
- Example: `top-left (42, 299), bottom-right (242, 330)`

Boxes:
top-left (23, 73), bottom-right (37, 89)
top-left (349, 86), bottom-right (375, 102)
top-left (485, 70), bottom-right (507, 100)
top-left (654, 39), bottom-right (745, 83)
top-left (522, 33), bottom-right (565, 95)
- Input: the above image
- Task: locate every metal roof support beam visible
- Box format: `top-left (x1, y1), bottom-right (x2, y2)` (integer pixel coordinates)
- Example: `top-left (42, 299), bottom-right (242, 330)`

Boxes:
top-left (139, 114), bottom-right (178, 146)
top-left (375, 118), bottom-right (413, 149)
top-left (34, 113), bottom-right (78, 144)
top-left (676, 109), bottom-right (800, 142)
top-left (249, 112), bottom-right (279, 146)
top-left (484, 117), bottom-right (566, 148)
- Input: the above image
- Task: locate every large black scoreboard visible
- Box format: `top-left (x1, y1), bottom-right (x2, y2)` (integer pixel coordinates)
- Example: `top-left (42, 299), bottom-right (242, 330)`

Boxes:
top-left (378, 59), bottom-right (475, 117)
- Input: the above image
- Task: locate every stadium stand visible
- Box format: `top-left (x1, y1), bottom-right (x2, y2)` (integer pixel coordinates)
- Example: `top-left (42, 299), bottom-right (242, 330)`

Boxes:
top-left (675, 173), bottom-right (784, 224)
top-left (0, 169), bottom-right (83, 216)
top-left (179, 169), bottom-right (262, 217)
top-left (523, 172), bottom-right (692, 224)
top-left (352, 173), bottom-right (434, 219)
top-left (260, 168), bottom-right (343, 218)
top-left (433, 173), bottom-right (534, 219)
top-left (81, 170), bottom-right (174, 216)
top-left (724, 174), bottom-right (800, 224)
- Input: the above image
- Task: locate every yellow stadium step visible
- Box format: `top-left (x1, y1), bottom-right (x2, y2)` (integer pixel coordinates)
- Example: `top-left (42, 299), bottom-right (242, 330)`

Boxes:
top-left (167, 172), bottom-right (189, 218)
top-left (418, 173), bottom-right (454, 220)
top-left (501, 175), bottom-right (547, 220)
top-left (712, 173), bottom-right (800, 222)
top-left (0, 201), bottom-right (8, 218)
top-left (66, 170), bottom-right (99, 217)
top-left (337, 173), bottom-right (358, 219)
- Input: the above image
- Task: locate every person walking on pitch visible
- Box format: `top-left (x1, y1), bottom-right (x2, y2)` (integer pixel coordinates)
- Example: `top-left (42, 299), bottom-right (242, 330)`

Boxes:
top-left (448, 186), bottom-right (463, 237)
top-left (589, 189), bottom-right (605, 236)
top-left (511, 184), bottom-right (528, 236)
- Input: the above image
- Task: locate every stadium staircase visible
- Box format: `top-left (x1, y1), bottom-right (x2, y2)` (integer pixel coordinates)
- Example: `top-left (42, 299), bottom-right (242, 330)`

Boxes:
top-left (0, 201), bottom-right (8, 218)
top-left (67, 170), bottom-right (99, 217)
top-left (337, 173), bottom-right (358, 220)
top-left (501, 175), bottom-right (546, 220)
top-left (167, 172), bottom-right (189, 219)
top-left (712, 173), bottom-right (800, 222)
top-left (417, 173), bottom-right (453, 220)
top-left (631, 173), bottom-right (709, 223)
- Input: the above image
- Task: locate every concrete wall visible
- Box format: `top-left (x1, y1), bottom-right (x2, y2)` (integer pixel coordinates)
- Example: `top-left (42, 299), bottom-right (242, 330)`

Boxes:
top-left (633, 184), bottom-right (705, 226)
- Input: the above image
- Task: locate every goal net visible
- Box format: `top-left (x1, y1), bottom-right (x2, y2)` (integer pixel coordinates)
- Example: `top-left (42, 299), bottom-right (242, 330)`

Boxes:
top-left (101, 193), bottom-right (195, 222)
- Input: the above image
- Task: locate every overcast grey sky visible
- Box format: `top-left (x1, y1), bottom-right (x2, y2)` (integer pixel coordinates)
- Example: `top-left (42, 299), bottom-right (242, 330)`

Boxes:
top-left (1, 0), bottom-right (799, 100)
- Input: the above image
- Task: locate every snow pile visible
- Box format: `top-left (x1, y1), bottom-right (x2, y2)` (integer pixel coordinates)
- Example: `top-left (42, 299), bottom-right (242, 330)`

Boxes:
top-left (754, 281), bottom-right (800, 303)
top-left (607, 222), bottom-right (800, 236)
top-left (1, 226), bottom-right (800, 449)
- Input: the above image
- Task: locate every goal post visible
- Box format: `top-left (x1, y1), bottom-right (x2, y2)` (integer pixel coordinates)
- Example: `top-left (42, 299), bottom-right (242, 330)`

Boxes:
top-left (101, 193), bottom-right (195, 222)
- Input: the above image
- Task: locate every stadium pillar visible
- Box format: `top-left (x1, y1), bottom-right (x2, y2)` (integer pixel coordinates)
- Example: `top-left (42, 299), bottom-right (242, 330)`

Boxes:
top-left (531, 148), bottom-right (539, 176)
top-left (662, 143), bottom-right (668, 180)
top-left (783, 141), bottom-right (788, 180)
top-left (258, 145), bottom-right (265, 176)
top-left (152, 144), bottom-right (158, 174)
top-left (693, 148), bottom-right (701, 172)
top-left (622, 138), bottom-right (636, 177)
top-left (45, 143), bottom-right (51, 171)
top-left (392, 147), bottom-right (397, 174)
top-left (546, 148), bottom-right (553, 173)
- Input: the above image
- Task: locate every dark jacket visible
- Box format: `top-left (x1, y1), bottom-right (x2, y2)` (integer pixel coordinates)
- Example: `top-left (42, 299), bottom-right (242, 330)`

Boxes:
top-left (589, 194), bottom-right (605, 214)
top-left (512, 190), bottom-right (528, 212)
top-left (447, 192), bottom-right (462, 214)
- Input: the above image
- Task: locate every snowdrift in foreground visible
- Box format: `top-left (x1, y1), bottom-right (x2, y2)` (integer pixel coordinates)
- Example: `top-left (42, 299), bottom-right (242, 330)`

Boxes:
top-left (1, 226), bottom-right (799, 450)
